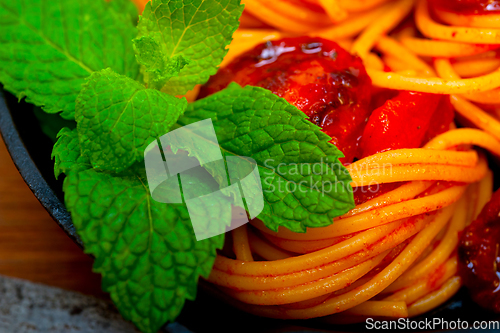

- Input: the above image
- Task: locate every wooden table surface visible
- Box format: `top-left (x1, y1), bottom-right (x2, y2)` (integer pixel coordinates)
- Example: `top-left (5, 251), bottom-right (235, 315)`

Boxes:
top-left (0, 135), bottom-right (106, 299)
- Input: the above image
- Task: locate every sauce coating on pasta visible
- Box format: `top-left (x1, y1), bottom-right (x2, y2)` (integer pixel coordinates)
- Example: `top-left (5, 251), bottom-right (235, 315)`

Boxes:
top-left (459, 188), bottom-right (500, 312)
top-left (199, 37), bottom-right (372, 164)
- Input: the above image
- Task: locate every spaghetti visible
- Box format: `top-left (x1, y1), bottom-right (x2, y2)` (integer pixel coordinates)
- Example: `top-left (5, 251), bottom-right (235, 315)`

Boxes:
top-left (133, 0), bottom-right (500, 324)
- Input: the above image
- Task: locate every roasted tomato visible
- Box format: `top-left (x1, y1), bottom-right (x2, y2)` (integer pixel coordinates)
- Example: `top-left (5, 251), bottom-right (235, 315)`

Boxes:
top-left (359, 91), bottom-right (454, 158)
top-left (459, 188), bottom-right (500, 313)
top-left (199, 36), bottom-right (373, 164)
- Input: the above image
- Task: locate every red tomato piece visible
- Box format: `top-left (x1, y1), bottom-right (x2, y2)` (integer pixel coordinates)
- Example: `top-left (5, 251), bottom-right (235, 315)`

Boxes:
top-left (423, 96), bottom-right (455, 143)
top-left (199, 36), bottom-right (373, 164)
top-left (459, 188), bottom-right (500, 313)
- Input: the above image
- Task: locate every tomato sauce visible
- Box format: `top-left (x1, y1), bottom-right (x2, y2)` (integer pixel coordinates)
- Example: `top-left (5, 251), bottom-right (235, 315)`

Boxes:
top-left (430, 0), bottom-right (500, 15)
top-left (459, 188), bottom-right (500, 313)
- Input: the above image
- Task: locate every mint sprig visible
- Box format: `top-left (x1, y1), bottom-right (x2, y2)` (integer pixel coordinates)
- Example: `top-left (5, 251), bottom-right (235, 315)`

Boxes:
top-left (0, 0), bottom-right (140, 119)
top-left (135, 0), bottom-right (244, 94)
top-left (75, 68), bottom-right (187, 173)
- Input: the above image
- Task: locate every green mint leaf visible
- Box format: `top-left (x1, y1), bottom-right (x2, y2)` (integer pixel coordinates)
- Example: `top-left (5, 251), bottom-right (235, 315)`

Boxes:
top-left (133, 36), bottom-right (190, 90)
top-left (135, 0), bottom-right (243, 95)
top-left (34, 107), bottom-right (76, 143)
top-left (51, 127), bottom-right (90, 180)
top-left (75, 68), bottom-right (187, 173)
top-left (177, 83), bottom-right (355, 233)
top-left (64, 164), bottom-right (225, 333)
top-left (0, 0), bottom-right (140, 119)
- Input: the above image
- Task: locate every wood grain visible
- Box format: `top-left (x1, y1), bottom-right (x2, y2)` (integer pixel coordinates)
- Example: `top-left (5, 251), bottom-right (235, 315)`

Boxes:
top-left (0, 135), bottom-right (106, 298)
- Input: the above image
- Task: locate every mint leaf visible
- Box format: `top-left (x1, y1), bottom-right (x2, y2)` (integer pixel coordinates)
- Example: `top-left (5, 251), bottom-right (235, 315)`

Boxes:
top-left (75, 68), bottom-right (187, 173)
top-left (52, 127), bottom-right (90, 180)
top-left (64, 164), bottom-right (224, 333)
top-left (0, 0), bottom-right (140, 119)
top-left (135, 0), bottom-right (243, 95)
top-left (177, 84), bottom-right (355, 232)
